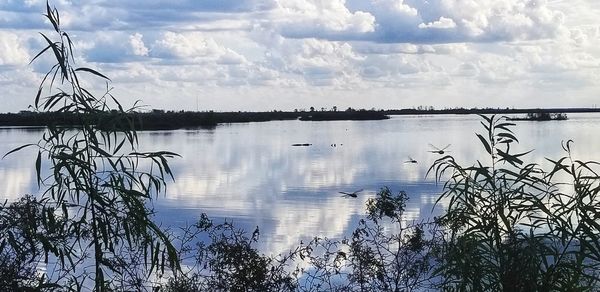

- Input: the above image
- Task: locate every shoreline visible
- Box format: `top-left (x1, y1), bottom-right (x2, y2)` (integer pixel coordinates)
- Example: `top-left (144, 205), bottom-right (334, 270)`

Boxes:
top-left (0, 108), bottom-right (597, 130)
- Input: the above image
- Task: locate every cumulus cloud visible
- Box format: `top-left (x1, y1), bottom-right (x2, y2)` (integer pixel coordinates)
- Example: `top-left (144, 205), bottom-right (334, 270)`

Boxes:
top-left (129, 33), bottom-right (149, 56)
top-left (103, 62), bottom-right (159, 84)
top-left (0, 0), bottom-right (275, 31)
top-left (431, 0), bottom-right (565, 42)
top-left (353, 43), bottom-right (434, 55)
top-left (151, 32), bottom-right (217, 59)
top-left (418, 17), bottom-right (457, 30)
top-left (269, 0), bottom-right (566, 43)
top-left (149, 31), bottom-right (247, 66)
top-left (217, 49), bottom-right (247, 65)
top-left (0, 0), bottom-right (598, 112)
top-left (85, 32), bottom-right (152, 63)
top-left (455, 62), bottom-right (479, 77)
top-left (271, 0), bottom-right (376, 39)
top-left (99, 0), bottom-right (274, 13)
top-left (0, 0), bottom-right (566, 43)
top-left (0, 32), bottom-right (30, 65)
top-left (264, 38), bottom-right (364, 86)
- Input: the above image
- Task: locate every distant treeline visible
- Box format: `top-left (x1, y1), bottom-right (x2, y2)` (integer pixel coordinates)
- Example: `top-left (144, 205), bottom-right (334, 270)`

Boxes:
top-left (383, 107), bottom-right (600, 115)
top-left (1, 107), bottom-right (599, 130)
top-left (0, 111), bottom-right (295, 130)
top-left (299, 110), bottom-right (389, 121)
top-left (0, 109), bottom-right (390, 130)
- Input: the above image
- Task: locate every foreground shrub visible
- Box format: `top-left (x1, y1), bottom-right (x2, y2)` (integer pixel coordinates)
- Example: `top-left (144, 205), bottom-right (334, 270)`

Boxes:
top-left (430, 115), bottom-right (600, 290)
top-left (161, 188), bottom-right (437, 292)
top-left (292, 187), bottom-right (437, 291)
top-left (0, 196), bottom-right (60, 290)
top-left (161, 214), bottom-right (297, 292)
top-left (1, 3), bottom-right (179, 290)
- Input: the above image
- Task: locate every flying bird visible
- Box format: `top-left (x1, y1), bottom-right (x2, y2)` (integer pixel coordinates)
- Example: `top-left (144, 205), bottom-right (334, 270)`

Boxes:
top-left (405, 157), bottom-right (418, 164)
top-left (340, 189), bottom-right (363, 198)
top-left (428, 144), bottom-right (451, 154)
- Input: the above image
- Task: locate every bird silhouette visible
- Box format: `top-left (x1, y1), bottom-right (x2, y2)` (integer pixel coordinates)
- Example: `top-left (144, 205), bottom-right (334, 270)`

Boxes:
top-left (428, 144), bottom-right (451, 154)
top-left (340, 189), bottom-right (363, 198)
top-left (405, 156), bottom-right (418, 164)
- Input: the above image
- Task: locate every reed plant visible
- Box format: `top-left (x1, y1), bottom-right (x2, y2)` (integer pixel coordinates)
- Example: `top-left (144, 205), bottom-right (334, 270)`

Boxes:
top-left (1, 2), bottom-right (179, 290)
top-left (429, 115), bottom-right (600, 290)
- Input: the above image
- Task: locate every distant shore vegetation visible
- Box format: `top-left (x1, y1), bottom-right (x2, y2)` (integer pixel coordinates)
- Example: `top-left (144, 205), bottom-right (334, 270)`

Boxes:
top-left (508, 112), bottom-right (568, 121)
top-left (0, 107), bottom-right (595, 130)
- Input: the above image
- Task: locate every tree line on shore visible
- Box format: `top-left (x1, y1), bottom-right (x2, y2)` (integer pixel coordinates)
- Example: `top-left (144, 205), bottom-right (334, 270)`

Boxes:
top-left (0, 106), bottom-right (589, 130)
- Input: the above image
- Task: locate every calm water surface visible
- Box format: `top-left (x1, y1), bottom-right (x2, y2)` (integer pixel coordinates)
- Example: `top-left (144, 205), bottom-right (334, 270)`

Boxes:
top-left (2, 114), bottom-right (600, 254)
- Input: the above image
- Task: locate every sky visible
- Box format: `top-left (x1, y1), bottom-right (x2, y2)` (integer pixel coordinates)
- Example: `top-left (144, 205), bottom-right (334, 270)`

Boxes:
top-left (0, 0), bottom-right (599, 112)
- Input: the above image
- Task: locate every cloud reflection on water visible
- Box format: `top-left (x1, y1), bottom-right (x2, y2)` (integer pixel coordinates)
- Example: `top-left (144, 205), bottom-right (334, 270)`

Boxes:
top-left (2, 115), bottom-right (600, 254)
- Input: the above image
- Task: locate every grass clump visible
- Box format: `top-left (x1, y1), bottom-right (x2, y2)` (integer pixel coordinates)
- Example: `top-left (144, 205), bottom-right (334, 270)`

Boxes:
top-left (430, 115), bottom-right (600, 290)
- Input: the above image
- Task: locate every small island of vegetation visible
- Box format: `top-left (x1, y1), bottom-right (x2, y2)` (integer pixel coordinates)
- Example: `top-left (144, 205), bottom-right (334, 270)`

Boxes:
top-left (508, 112), bottom-right (568, 121)
top-left (298, 110), bottom-right (390, 121)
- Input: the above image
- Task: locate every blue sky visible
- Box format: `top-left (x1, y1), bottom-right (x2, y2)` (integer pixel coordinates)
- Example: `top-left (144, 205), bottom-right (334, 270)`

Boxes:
top-left (0, 0), bottom-right (599, 112)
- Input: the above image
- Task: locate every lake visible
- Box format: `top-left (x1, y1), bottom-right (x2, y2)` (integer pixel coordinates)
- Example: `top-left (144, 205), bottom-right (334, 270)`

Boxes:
top-left (2, 113), bottom-right (600, 255)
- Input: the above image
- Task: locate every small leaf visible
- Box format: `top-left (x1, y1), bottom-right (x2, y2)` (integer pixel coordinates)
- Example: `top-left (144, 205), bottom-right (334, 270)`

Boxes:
top-left (476, 133), bottom-right (492, 155)
top-left (29, 44), bottom-right (52, 65)
top-left (478, 114), bottom-right (493, 124)
top-left (3, 144), bottom-right (36, 159)
top-left (36, 151), bottom-right (42, 187)
top-left (497, 132), bottom-right (518, 143)
top-left (75, 67), bottom-right (111, 81)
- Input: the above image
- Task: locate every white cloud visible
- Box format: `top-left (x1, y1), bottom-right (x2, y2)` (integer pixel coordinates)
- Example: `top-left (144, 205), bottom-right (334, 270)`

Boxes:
top-left (269, 0), bottom-right (376, 40)
top-left (0, 0), bottom-right (598, 112)
top-left (418, 17), bottom-right (457, 29)
top-left (455, 62), bottom-right (479, 77)
top-left (151, 32), bottom-right (218, 59)
top-left (150, 31), bottom-right (247, 66)
top-left (217, 49), bottom-right (247, 65)
top-left (103, 62), bottom-right (159, 84)
top-left (268, 38), bottom-right (363, 86)
top-left (0, 32), bottom-right (30, 65)
top-left (129, 33), bottom-right (148, 56)
top-left (267, 0), bottom-right (566, 43)
top-left (84, 32), bottom-right (153, 63)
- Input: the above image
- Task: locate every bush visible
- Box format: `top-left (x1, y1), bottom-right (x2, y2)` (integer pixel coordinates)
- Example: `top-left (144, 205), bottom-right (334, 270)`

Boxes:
top-left (293, 187), bottom-right (436, 291)
top-left (430, 115), bottom-right (600, 290)
top-left (161, 214), bottom-right (297, 291)
top-left (0, 196), bottom-right (59, 290)
top-left (161, 188), bottom-right (437, 291)
top-left (1, 3), bottom-right (179, 290)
